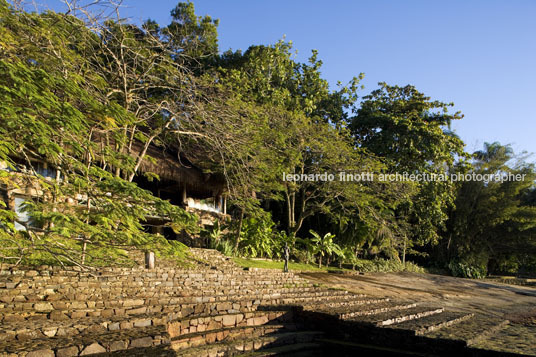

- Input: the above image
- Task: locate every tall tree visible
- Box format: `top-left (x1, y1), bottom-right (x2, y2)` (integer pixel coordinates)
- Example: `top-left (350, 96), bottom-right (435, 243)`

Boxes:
top-left (350, 83), bottom-right (469, 255)
top-left (444, 142), bottom-right (536, 275)
top-left (165, 1), bottom-right (219, 71)
top-left (0, 1), bottom-right (199, 267)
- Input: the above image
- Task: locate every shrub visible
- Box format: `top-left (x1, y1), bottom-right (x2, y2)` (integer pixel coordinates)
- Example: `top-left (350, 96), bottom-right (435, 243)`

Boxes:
top-left (448, 260), bottom-right (487, 279)
top-left (352, 258), bottom-right (425, 273)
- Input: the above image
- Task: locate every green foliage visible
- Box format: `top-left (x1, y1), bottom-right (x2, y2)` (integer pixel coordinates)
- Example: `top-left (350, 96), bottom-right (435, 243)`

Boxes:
top-left (352, 258), bottom-right (425, 274)
top-left (1, 0), bottom-right (535, 279)
top-left (166, 1), bottom-right (219, 67)
top-left (206, 213), bottom-right (287, 259)
top-left (213, 239), bottom-right (235, 257)
top-left (443, 142), bottom-right (536, 277)
top-left (308, 230), bottom-right (343, 268)
top-left (232, 255), bottom-right (424, 274)
top-left (236, 212), bottom-right (284, 259)
top-left (0, 1), bottom-right (199, 267)
top-left (350, 83), bottom-right (469, 248)
top-left (448, 260), bottom-right (487, 279)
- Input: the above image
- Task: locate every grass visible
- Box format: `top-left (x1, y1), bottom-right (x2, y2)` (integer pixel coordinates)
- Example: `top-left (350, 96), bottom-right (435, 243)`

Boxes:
top-left (232, 256), bottom-right (426, 274)
top-left (233, 257), bottom-right (346, 272)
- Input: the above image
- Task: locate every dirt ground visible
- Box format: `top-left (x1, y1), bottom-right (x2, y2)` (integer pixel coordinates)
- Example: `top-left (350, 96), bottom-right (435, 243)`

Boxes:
top-left (300, 271), bottom-right (536, 319)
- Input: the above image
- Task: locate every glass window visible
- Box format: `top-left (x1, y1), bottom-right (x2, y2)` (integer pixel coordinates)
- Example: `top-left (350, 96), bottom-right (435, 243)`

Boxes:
top-left (14, 196), bottom-right (30, 231)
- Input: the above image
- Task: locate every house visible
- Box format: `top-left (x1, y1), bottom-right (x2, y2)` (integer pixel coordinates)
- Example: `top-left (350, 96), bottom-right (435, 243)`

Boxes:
top-left (0, 143), bottom-right (228, 243)
top-left (131, 143), bottom-right (229, 241)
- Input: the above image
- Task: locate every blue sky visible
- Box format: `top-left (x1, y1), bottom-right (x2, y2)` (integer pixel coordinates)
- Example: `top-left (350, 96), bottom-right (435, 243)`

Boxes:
top-left (50, 0), bottom-right (536, 159)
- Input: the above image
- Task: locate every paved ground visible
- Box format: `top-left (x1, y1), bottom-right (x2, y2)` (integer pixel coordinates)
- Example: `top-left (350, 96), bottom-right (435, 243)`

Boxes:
top-left (300, 271), bottom-right (536, 316)
top-left (300, 271), bottom-right (536, 355)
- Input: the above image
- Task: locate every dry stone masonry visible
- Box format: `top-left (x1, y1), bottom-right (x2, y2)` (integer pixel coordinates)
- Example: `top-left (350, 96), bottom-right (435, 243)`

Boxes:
top-left (0, 249), bottom-right (524, 356)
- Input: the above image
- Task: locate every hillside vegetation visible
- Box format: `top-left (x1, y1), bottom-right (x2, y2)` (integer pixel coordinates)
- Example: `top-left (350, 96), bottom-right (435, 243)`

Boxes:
top-left (0, 1), bottom-right (535, 276)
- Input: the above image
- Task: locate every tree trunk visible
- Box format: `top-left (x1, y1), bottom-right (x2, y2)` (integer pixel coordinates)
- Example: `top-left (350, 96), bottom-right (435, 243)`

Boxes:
top-left (285, 190), bottom-right (293, 234)
top-left (402, 235), bottom-right (407, 266)
top-left (234, 208), bottom-right (245, 254)
top-left (81, 241), bottom-right (87, 265)
top-left (128, 122), bottom-right (172, 182)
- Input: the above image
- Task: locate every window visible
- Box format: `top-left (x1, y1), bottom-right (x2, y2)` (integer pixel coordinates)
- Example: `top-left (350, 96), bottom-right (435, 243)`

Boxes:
top-left (13, 196), bottom-right (41, 231)
top-left (14, 196), bottom-right (30, 231)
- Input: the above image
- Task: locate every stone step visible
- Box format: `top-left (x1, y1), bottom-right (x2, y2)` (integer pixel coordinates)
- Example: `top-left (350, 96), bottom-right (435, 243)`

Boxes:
top-left (303, 297), bottom-right (389, 311)
top-left (170, 323), bottom-right (299, 350)
top-left (388, 310), bottom-right (475, 335)
top-left (1, 285), bottom-right (334, 303)
top-left (349, 306), bottom-right (445, 327)
top-left (469, 322), bottom-right (536, 355)
top-left (0, 289), bottom-right (352, 321)
top-left (0, 308), bottom-right (296, 343)
top-left (3, 277), bottom-right (308, 285)
top-left (0, 285), bottom-right (323, 305)
top-left (235, 342), bottom-right (323, 357)
top-left (426, 314), bottom-right (510, 346)
top-left (0, 285), bottom-right (313, 299)
top-left (172, 331), bottom-right (324, 357)
top-left (0, 309), bottom-right (301, 356)
top-left (0, 278), bottom-right (311, 292)
top-left (0, 271), bottom-right (308, 285)
top-left (0, 271), bottom-right (305, 279)
top-left (0, 324), bottom-right (169, 356)
top-left (0, 276), bottom-right (311, 288)
top-left (339, 302), bottom-right (418, 319)
top-left (168, 310), bottom-right (298, 340)
top-left (276, 293), bottom-right (366, 306)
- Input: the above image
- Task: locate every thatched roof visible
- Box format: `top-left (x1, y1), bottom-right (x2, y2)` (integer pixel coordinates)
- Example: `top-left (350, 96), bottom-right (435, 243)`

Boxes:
top-left (12, 130), bottom-right (226, 199)
top-left (136, 142), bottom-right (226, 198)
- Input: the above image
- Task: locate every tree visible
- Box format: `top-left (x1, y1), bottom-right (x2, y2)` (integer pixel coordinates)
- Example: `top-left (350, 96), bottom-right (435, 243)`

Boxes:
top-left (165, 1), bottom-right (219, 71)
top-left (309, 230), bottom-right (343, 268)
top-left (0, 1), bottom-right (199, 267)
top-left (444, 142), bottom-right (536, 276)
top-left (215, 42), bottom-right (389, 240)
top-left (350, 83), bottom-right (469, 253)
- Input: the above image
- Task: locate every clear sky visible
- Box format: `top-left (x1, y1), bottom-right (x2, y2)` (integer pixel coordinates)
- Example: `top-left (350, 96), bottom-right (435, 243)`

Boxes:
top-left (50, 0), bottom-right (536, 159)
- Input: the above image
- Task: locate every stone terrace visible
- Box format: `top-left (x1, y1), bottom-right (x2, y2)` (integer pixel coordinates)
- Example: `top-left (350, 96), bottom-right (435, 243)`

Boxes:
top-left (0, 249), bottom-right (532, 356)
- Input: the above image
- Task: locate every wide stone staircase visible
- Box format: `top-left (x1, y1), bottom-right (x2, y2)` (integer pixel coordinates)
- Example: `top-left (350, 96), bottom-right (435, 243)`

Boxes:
top-left (0, 249), bottom-right (525, 356)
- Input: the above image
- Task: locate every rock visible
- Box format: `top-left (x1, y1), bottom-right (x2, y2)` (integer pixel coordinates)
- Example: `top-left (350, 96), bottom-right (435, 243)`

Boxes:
top-left (56, 346), bottom-right (79, 357)
top-left (42, 328), bottom-right (58, 337)
top-left (33, 302), bottom-right (53, 312)
top-left (70, 301), bottom-right (87, 309)
top-left (17, 330), bottom-right (45, 340)
top-left (70, 311), bottom-right (87, 319)
top-left (130, 336), bottom-right (153, 348)
top-left (80, 343), bottom-right (106, 355)
top-left (51, 301), bottom-right (68, 310)
top-left (182, 306), bottom-right (194, 317)
top-left (26, 349), bottom-right (54, 357)
top-left (236, 314), bottom-right (244, 324)
top-left (134, 319), bottom-right (152, 328)
top-left (127, 307), bottom-right (146, 315)
top-left (49, 311), bottom-right (68, 320)
top-left (119, 321), bottom-right (133, 330)
top-left (123, 299), bottom-right (144, 307)
top-left (254, 316), bottom-right (268, 325)
top-left (222, 314), bottom-right (236, 327)
top-left (3, 314), bottom-right (24, 322)
top-left (167, 321), bottom-right (181, 338)
top-left (0, 296), bottom-right (13, 303)
top-left (100, 309), bottom-right (114, 318)
top-left (109, 340), bottom-right (128, 352)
